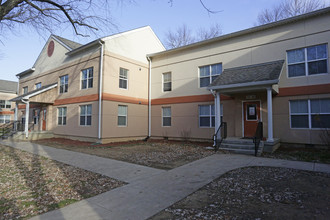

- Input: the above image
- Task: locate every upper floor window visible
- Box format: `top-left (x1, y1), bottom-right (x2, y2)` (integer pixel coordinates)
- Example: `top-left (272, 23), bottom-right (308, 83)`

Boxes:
top-left (163, 72), bottom-right (172, 92)
top-left (290, 99), bottom-right (330, 129)
top-left (119, 68), bottom-right (128, 89)
top-left (287, 44), bottom-right (328, 77)
top-left (0, 100), bottom-right (11, 109)
top-left (81, 67), bottom-right (93, 89)
top-left (35, 82), bottom-right (42, 89)
top-left (118, 105), bottom-right (127, 126)
top-left (23, 86), bottom-right (28, 94)
top-left (162, 107), bottom-right (171, 127)
top-left (80, 104), bottom-right (92, 126)
top-left (60, 75), bottom-right (68, 93)
top-left (199, 63), bottom-right (222, 87)
top-left (58, 107), bottom-right (67, 125)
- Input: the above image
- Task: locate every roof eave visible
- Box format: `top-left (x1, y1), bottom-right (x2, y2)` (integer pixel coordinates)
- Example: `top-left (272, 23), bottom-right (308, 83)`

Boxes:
top-left (16, 68), bottom-right (35, 78)
top-left (208, 79), bottom-right (279, 91)
top-left (66, 39), bottom-right (104, 56)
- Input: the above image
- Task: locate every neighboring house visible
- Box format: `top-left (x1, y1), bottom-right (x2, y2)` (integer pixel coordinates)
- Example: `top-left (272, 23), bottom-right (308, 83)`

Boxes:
top-left (0, 80), bottom-right (18, 124)
top-left (11, 8), bottom-right (330, 147)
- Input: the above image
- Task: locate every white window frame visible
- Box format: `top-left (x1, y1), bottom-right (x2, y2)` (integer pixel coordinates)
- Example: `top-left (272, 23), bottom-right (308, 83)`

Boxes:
top-left (59, 75), bottom-right (68, 93)
top-left (0, 115), bottom-right (10, 124)
top-left (287, 44), bottom-right (328, 78)
top-left (117, 105), bottom-right (128, 126)
top-left (119, 68), bottom-right (128, 89)
top-left (289, 99), bottom-right (330, 129)
top-left (199, 104), bottom-right (223, 128)
top-left (58, 107), bottom-right (67, 126)
top-left (35, 82), bottom-right (42, 89)
top-left (162, 107), bottom-right (171, 127)
top-left (81, 67), bottom-right (93, 89)
top-left (33, 109), bottom-right (39, 125)
top-left (23, 86), bottom-right (28, 94)
top-left (0, 100), bottom-right (11, 109)
top-left (199, 63), bottom-right (222, 88)
top-left (162, 72), bottom-right (172, 92)
top-left (80, 104), bottom-right (92, 126)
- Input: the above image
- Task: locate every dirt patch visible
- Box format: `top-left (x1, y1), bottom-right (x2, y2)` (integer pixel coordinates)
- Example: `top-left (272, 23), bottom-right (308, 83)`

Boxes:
top-left (32, 138), bottom-right (215, 170)
top-left (150, 167), bottom-right (330, 220)
top-left (0, 144), bottom-right (125, 220)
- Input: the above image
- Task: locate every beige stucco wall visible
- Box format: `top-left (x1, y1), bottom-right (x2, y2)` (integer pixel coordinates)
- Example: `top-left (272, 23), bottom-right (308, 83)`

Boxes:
top-left (0, 92), bottom-right (17, 121)
top-left (101, 100), bottom-right (148, 138)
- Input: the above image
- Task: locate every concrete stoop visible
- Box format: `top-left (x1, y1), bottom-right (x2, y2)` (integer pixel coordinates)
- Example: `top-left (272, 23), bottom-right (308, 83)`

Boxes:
top-left (220, 138), bottom-right (264, 156)
top-left (7, 131), bottom-right (54, 141)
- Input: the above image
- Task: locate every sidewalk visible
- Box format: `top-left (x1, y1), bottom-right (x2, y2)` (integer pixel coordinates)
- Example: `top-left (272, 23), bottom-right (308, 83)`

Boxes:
top-left (1, 140), bottom-right (330, 220)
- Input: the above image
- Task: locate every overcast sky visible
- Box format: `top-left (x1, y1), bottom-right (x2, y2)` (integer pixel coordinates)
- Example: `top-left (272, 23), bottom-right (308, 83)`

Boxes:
top-left (1, 0), bottom-right (330, 82)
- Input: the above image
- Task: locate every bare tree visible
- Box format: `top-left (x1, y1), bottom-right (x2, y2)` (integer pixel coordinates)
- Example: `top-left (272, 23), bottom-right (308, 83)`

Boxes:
top-left (0, 0), bottom-right (121, 37)
top-left (256, 0), bottom-right (327, 25)
top-left (164, 24), bottom-right (222, 49)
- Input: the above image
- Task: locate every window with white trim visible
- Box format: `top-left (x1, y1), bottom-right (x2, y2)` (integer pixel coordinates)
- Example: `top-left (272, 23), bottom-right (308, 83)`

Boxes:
top-left (80, 104), bottom-right (92, 126)
top-left (23, 86), bottom-right (28, 94)
top-left (199, 104), bottom-right (223, 127)
top-left (119, 68), bottom-right (128, 89)
top-left (58, 107), bottom-right (67, 125)
top-left (60, 75), bottom-right (68, 93)
top-left (163, 72), bottom-right (172, 92)
top-left (162, 107), bottom-right (171, 127)
top-left (81, 67), bottom-right (93, 89)
top-left (33, 109), bottom-right (39, 124)
top-left (35, 82), bottom-right (41, 89)
top-left (0, 115), bottom-right (10, 124)
top-left (287, 44), bottom-right (328, 77)
top-left (199, 63), bottom-right (222, 87)
top-left (118, 105), bottom-right (127, 126)
top-left (290, 99), bottom-right (330, 128)
top-left (0, 100), bottom-right (11, 109)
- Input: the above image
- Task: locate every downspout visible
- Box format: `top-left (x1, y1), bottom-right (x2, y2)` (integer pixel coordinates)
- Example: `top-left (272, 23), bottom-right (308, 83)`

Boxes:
top-left (147, 56), bottom-right (152, 138)
top-left (97, 40), bottom-right (104, 141)
top-left (21, 98), bottom-right (29, 138)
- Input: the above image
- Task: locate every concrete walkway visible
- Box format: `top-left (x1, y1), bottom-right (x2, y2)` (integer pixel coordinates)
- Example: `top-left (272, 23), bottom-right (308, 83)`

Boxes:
top-left (1, 140), bottom-right (330, 220)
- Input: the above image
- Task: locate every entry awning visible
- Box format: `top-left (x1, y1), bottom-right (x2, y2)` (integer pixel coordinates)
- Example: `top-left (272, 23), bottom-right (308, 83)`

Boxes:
top-left (208, 60), bottom-right (284, 94)
top-left (10, 83), bottom-right (57, 104)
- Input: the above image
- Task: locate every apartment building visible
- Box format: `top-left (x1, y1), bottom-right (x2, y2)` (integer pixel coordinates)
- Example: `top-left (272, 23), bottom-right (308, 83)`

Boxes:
top-left (0, 80), bottom-right (17, 124)
top-left (11, 7), bottom-right (330, 146)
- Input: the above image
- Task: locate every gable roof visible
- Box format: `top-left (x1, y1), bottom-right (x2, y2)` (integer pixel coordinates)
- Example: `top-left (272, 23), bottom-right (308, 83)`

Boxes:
top-left (0, 80), bottom-right (18, 93)
top-left (53, 35), bottom-right (82, 50)
top-left (208, 60), bottom-right (284, 90)
top-left (10, 83), bottom-right (57, 102)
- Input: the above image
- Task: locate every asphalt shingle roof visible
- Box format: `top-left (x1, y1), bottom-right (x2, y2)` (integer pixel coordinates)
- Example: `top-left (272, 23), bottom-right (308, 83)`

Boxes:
top-left (10, 83), bottom-right (57, 102)
top-left (54, 35), bottom-right (82, 50)
top-left (209, 60), bottom-right (284, 88)
top-left (0, 80), bottom-right (18, 93)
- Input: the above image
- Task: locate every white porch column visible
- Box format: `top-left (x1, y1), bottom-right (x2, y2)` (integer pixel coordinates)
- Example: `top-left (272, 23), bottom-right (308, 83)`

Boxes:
top-left (14, 102), bottom-right (18, 131)
top-left (215, 92), bottom-right (221, 139)
top-left (267, 87), bottom-right (274, 142)
top-left (25, 101), bottom-right (29, 138)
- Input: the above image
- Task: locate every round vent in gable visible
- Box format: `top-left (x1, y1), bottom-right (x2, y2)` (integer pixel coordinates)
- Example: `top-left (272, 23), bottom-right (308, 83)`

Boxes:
top-left (47, 40), bottom-right (55, 57)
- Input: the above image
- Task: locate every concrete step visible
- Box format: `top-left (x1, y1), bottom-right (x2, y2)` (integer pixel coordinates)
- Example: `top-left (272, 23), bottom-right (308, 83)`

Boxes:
top-left (219, 147), bottom-right (263, 156)
top-left (221, 143), bottom-right (256, 150)
top-left (219, 138), bottom-right (264, 156)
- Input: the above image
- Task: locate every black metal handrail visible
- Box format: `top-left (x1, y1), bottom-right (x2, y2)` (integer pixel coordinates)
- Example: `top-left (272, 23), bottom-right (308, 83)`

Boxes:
top-left (0, 120), bottom-right (35, 139)
top-left (252, 121), bottom-right (263, 156)
top-left (213, 122), bottom-right (227, 152)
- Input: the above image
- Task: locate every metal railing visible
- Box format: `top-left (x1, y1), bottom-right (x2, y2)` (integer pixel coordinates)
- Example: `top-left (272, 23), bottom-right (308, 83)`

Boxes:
top-left (213, 122), bottom-right (227, 152)
top-left (0, 121), bottom-right (34, 139)
top-left (252, 121), bottom-right (263, 156)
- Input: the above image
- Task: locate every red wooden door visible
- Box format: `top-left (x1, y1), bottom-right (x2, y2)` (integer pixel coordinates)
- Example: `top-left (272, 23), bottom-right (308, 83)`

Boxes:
top-left (243, 101), bottom-right (260, 137)
top-left (42, 109), bottom-right (47, 131)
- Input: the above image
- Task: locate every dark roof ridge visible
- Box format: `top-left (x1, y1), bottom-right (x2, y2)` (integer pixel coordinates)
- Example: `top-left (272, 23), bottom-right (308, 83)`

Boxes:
top-left (224, 60), bottom-right (284, 71)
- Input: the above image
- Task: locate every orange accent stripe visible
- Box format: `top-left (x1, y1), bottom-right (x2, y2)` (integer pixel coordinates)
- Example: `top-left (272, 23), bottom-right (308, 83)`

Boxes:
top-left (0, 111), bottom-right (14, 115)
top-left (102, 93), bottom-right (148, 105)
top-left (54, 94), bottom-right (99, 106)
top-left (151, 94), bottom-right (231, 105)
top-left (278, 84), bottom-right (330, 96)
top-left (18, 104), bottom-right (41, 109)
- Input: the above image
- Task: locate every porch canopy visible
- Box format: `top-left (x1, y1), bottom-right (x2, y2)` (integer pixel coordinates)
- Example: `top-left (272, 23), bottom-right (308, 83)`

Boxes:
top-left (10, 83), bottom-right (58, 138)
top-left (207, 60), bottom-right (284, 142)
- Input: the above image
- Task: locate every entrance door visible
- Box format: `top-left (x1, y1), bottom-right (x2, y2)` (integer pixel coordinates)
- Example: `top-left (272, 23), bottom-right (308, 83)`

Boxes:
top-left (243, 101), bottom-right (261, 137)
top-left (42, 109), bottom-right (47, 131)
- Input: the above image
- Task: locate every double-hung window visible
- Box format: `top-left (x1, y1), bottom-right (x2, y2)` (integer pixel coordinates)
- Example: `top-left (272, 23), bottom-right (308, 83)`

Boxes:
top-left (0, 100), bottom-right (11, 109)
top-left (80, 105), bottom-right (92, 126)
top-left (60, 75), bottom-right (68, 93)
top-left (81, 67), bottom-right (93, 89)
top-left (0, 115), bottom-right (10, 124)
top-left (199, 63), bottom-right (222, 87)
top-left (118, 105), bottom-right (127, 126)
top-left (35, 82), bottom-right (42, 89)
top-left (23, 86), bottom-right (28, 94)
top-left (290, 99), bottom-right (330, 128)
top-left (199, 104), bottom-right (223, 127)
top-left (58, 107), bottom-right (67, 125)
top-left (163, 72), bottom-right (172, 92)
top-left (287, 44), bottom-right (328, 77)
top-left (162, 107), bottom-right (171, 127)
top-left (119, 68), bottom-right (128, 89)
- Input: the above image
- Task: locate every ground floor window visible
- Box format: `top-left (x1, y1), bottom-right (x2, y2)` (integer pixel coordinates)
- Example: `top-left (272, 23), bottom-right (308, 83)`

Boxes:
top-left (0, 115), bottom-right (10, 123)
top-left (199, 104), bottom-right (223, 127)
top-left (80, 105), bottom-right (92, 126)
top-left (162, 107), bottom-right (171, 127)
top-left (290, 98), bottom-right (330, 128)
top-left (33, 109), bottom-right (39, 124)
top-left (58, 107), bottom-right (67, 125)
top-left (118, 105), bottom-right (127, 126)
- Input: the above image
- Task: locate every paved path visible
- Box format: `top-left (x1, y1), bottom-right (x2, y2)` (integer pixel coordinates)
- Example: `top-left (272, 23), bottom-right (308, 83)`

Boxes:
top-left (1, 140), bottom-right (330, 220)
